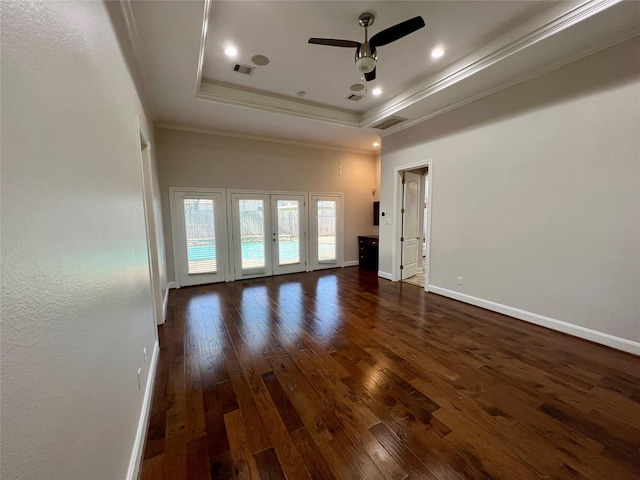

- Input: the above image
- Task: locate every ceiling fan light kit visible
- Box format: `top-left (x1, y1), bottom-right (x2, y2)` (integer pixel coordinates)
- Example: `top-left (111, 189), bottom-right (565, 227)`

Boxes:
top-left (308, 12), bottom-right (425, 83)
top-left (355, 44), bottom-right (377, 74)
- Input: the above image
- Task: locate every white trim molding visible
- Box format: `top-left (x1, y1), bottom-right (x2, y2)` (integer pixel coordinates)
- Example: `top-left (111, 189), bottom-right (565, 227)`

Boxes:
top-left (378, 271), bottom-right (393, 281)
top-left (428, 285), bottom-right (640, 356)
top-left (191, 0), bottom-right (633, 134)
top-left (155, 123), bottom-right (374, 156)
top-left (391, 159), bottom-right (433, 283)
top-left (126, 340), bottom-right (160, 480)
top-left (167, 281), bottom-right (178, 290)
top-left (118, 0), bottom-right (157, 118)
top-left (161, 286), bottom-right (170, 324)
top-left (197, 82), bottom-right (360, 128)
top-left (343, 260), bottom-right (359, 268)
top-left (361, 0), bottom-right (629, 128)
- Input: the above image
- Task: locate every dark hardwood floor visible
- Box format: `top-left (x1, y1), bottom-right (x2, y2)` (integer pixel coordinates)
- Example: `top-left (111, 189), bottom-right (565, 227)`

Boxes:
top-left (140, 267), bottom-right (640, 480)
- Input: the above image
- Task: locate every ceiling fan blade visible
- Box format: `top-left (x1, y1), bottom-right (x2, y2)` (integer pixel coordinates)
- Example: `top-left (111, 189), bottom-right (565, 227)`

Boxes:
top-left (364, 67), bottom-right (376, 82)
top-left (370, 16), bottom-right (425, 48)
top-left (308, 38), bottom-right (361, 48)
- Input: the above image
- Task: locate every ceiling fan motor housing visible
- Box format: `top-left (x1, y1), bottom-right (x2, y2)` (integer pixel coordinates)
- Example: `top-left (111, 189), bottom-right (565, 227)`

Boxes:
top-left (355, 43), bottom-right (377, 73)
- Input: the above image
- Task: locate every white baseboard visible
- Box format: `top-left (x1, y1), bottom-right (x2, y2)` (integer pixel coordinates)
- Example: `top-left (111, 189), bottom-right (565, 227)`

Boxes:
top-left (343, 260), bottom-right (359, 267)
top-left (126, 340), bottom-right (160, 480)
top-left (167, 281), bottom-right (177, 290)
top-left (378, 271), bottom-right (393, 281)
top-left (427, 285), bottom-right (640, 356)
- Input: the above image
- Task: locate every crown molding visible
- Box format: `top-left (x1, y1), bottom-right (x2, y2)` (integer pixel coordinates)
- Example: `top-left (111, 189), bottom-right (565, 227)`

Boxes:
top-left (195, 0), bottom-right (213, 95)
top-left (118, 0), bottom-right (157, 120)
top-left (362, 0), bottom-right (624, 128)
top-left (195, 0), bottom-right (360, 128)
top-left (380, 30), bottom-right (640, 138)
top-left (194, 0), bottom-right (628, 132)
top-left (155, 122), bottom-right (375, 156)
top-left (196, 82), bottom-right (361, 128)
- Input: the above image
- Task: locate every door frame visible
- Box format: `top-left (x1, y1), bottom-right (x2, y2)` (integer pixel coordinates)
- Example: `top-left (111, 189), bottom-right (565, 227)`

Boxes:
top-left (229, 192), bottom-right (273, 280)
top-left (270, 193), bottom-right (308, 276)
top-left (227, 189), bottom-right (310, 279)
top-left (137, 121), bottom-right (164, 326)
top-left (169, 187), bottom-right (230, 287)
top-left (392, 159), bottom-right (433, 291)
top-left (309, 192), bottom-right (344, 271)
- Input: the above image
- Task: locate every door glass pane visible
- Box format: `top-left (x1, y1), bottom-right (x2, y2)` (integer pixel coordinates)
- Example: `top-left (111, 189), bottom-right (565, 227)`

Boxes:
top-left (239, 199), bottom-right (266, 269)
top-left (183, 198), bottom-right (216, 274)
top-left (277, 200), bottom-right (300, 265)
top-left (317, 200), bottom-right (336, 262)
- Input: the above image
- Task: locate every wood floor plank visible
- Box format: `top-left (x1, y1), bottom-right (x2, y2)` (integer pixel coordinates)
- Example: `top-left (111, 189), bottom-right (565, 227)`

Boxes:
top-left (162, 432), bottom-right (187, 480)
top-left (226, 352), bottom-right (272, 454)
top-left (289, 427), bottom-right (337, 480)
top-left (223, 409), bottom-right (262, 480)
top-left (369, 421), bottom-right (436, 479)
top-left (186, 434), bottom-right (211, 480)
top-left (261, 371), bottom-right (305, 433)
top-left (140, 268), bottom-right (640, 479)
top-left (266, 353), bottom-right (334, 445)
top-left (140, 455), bottom-right (163, 480)
top-left (254, 447), bottom-right (287, 480)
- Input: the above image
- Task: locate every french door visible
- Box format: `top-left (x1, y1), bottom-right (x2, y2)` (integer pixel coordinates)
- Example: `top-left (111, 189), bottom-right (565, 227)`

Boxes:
top-left (310, 194), bottom-right (343, 270)
top-left (173, 189), bottom-right (228, 286)
top-left (230, 193), bottom-right (307, 280)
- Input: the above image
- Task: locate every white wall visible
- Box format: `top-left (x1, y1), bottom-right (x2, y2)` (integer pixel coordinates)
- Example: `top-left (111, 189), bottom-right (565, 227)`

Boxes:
top-left (156, 128), bottom-right (377, 282)
top-left (380, 38), bottom-right (640, 350)
top-left (1, 2), bottom-right (165, 478)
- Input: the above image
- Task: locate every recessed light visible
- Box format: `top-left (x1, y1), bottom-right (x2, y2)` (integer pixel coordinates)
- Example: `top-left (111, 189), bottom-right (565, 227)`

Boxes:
top-left (224, 46), bottom-right (238, 57)
top-left (373, 142), bottom-right (380, 147)
top-left (372, 87), bottom-right (382, 96)
top-left (431, 47), bottom-right (445, 58)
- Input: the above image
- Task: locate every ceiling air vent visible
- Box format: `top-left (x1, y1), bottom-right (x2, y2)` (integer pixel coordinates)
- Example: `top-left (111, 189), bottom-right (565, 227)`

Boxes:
top-left (371, 116), bottom-right (408, 130)
top-left (346, 93), bottom-right (363, 101)
top-left (233, 64), bottom-right (254, 75)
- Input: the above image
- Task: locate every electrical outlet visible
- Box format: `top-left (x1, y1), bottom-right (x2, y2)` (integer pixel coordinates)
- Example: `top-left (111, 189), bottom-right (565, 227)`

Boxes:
top-left (143, 347), bottom-right (147, 366)
top-left (137, 368), bottom-right (142, 390)
top-left (457, 276), bottom-right (463, 285)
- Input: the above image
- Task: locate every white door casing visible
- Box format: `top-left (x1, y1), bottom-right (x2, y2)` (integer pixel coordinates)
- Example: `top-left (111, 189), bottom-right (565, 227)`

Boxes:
top-left (271, 194), bottom-right (308, 276)
top-left (230, 193), bottom-right (272, 280)
top-left (310, 194), bottom-right (343, 271)
top-left (230, 193), bottom-right (309, 279)
top-left (391, 159), bottom-right (433, 288)
top-left (173, 189), bottom-right (228, 286)
top-left (170, 188), bottom-right (343, 285)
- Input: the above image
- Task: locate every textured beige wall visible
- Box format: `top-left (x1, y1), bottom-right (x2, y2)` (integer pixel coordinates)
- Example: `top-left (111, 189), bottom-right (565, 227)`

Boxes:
top-left (156, 129), bottom-right (377, 281)
top-left (380, 38), bottom-right (640, 346)
top-left (1, 2), bottom-right (163, 478)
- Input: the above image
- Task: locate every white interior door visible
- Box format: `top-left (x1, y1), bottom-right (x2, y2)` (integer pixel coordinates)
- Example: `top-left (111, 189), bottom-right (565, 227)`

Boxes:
top-left (271, 195), bottom-right (307, 275)
top-left (231, 193), bottom-right (272, 280)
top-left (174, 190), bottom-right (227, 286)
top-left (402, 172), bottom-right (421, 278)
top-left (310, 194), bottom-right (343, 270)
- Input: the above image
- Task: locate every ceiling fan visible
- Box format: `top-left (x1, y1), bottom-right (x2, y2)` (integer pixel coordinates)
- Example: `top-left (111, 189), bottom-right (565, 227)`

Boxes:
top-left (308, 13), bottom-right (425, 82)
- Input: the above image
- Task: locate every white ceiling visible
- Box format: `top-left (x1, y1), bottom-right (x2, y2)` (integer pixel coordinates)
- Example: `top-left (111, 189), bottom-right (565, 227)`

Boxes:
top-left (126, 0), bottom-right (640, 153)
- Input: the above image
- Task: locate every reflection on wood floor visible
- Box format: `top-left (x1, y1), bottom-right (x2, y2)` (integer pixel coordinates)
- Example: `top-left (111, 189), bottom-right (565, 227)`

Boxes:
top-left (141, 267), bottom-right (640, 480)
